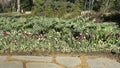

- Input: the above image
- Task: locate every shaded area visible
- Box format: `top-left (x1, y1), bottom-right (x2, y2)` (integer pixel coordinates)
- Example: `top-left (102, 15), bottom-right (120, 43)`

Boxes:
top-left (103, 12), bottom-right (120, 27)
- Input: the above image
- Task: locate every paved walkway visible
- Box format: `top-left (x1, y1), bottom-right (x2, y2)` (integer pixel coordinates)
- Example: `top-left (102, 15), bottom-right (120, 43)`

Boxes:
top-left (0, 55), bottom-right (120, 68)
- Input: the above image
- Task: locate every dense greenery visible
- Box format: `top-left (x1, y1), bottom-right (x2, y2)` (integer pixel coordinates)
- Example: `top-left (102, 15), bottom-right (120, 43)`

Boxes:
top-left (33, 0), bottom-right (120, 17)
top-left (0, 0), bottom-right (120, 17)
top-left (33, 0), bottom-right (80, 17)
top-left (21, 0), bottom-right (33, 11)
top-left (0, 17), bottom-right (120, 54)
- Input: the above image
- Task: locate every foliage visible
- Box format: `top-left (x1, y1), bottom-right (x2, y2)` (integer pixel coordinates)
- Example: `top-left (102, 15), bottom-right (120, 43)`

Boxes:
top-left (0, 0), bottom-right (120, 18)
top-left (33, 0), bottom-right (80, 17)
top-left (21, 0), bottom-right (33, 11)
top-left (0, 17), bottom-right (120, 54)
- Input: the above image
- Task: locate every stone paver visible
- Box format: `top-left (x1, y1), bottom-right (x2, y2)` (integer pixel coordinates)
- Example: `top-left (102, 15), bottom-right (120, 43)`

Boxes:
top-left (87, 58), bottom-right (120, 68)
top-left (0, 56), bottom-right (120, 68)
top-left (0, 56), bottom-right (6, 61)
top-left (0, 61), bottom-right (23, 68)
top-left (12, 56), bottom-right (52, 62)
top-left (56, 57), bottom-right (81, 67)
top-left (26, 63), bottom-right (60, 68)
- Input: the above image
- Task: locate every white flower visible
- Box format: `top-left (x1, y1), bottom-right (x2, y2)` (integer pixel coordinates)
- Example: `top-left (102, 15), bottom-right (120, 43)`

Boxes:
top-left (24, 31), bottom-right (27, 33)
top-left (28, 32), bottom-right (32, 34)
top-left (54, 38), bottom-right (58, 41)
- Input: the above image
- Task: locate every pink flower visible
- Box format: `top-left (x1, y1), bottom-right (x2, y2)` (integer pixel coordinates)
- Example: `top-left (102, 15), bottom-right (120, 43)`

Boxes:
top-left (38, 34), bottom-right (43, 40)
top-left (107, 33), bottom-right (113, 37)
top-left (79, 34), bottom-right (86, 40)
top-left (35, 34), bottom-right (43, 40)
top-left (22, 31), bottom-right (32, 39)
top-left (3, 31), bottom-right (9, 36)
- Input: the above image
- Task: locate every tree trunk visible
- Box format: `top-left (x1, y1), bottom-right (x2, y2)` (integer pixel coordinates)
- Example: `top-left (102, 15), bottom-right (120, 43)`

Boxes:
top-left (17, 0), bottom-right (20, 13)
top-left (84, 0), bottom-right (87, 10)
top-left (91, 0), bottom-right (94, 10)
top-left (104, 0), bottom-right (110, 12)
top-left (88, 0), bottom-right (90, 10)
top-left (1, 0), bottom-right (5, 10)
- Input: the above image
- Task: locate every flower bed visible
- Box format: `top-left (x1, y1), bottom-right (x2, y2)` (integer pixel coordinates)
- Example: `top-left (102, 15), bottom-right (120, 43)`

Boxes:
top-left (0, 17), bottom-right (120, 54)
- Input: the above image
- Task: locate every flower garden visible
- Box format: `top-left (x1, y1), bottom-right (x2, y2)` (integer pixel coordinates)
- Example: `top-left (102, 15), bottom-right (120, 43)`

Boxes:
top-left (0, 17), bottom-right (120, 54)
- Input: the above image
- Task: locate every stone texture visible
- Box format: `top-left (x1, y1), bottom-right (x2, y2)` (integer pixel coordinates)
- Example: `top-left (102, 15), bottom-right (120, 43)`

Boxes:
top-left (12, 56), bottom-right (52, 62)
top-left (0, 61), bottom-right (23, 68)
top-left (26, 63), bottom-right (60, 68)
top-left (56, 57), bottom-right (81, 67)
top-left (0, 56), bottom-right (6, 61)
top-left (87, 58), bottom-right (120, 68)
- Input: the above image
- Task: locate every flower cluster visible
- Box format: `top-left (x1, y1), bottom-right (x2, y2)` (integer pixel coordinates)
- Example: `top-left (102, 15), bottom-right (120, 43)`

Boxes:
top-left (77, 33), bottom-right (94, 40)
